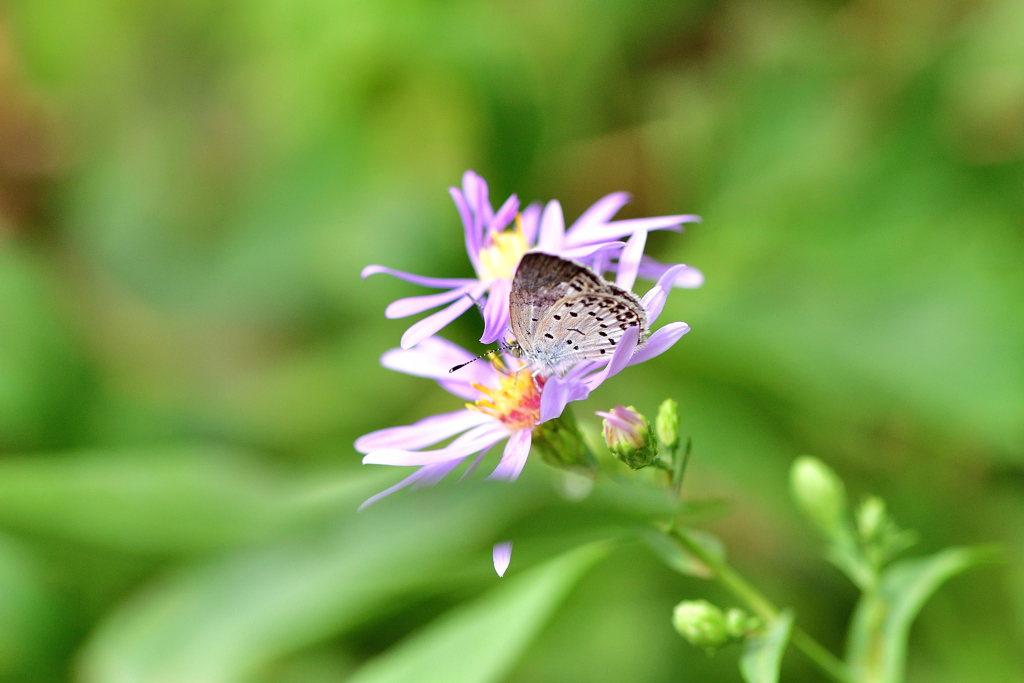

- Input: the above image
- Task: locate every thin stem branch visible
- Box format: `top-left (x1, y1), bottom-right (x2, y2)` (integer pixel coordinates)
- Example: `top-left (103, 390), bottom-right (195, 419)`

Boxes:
top-left (669, 527), bottom-right (856, 683)
top-left (671, 436), bottom-right (691, 497)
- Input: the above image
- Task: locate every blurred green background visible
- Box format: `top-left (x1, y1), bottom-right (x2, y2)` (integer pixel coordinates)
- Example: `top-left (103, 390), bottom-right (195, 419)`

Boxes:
top-left (0, 0), bottom-right (1022, 681)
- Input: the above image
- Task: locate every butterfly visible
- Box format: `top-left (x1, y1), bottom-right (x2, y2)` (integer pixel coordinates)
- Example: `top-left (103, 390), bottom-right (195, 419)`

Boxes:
top-left (508, 252), bottom-right (648, 377)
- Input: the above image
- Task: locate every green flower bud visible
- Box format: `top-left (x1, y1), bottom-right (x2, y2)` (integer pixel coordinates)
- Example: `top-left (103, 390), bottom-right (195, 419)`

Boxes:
top-left (857, 496), bottom-right (886, 541)
top-left (532, 408), bottom-right (598, 475)
top-left (656, 398), bottom-right (679, 449)
top-left (725, 608), bottom-right (761, 638)
top-left (790, 456), bottom-right (848, 537)
top-left (672, 600), bottom-right (729, 650)
top-left (597, 405), bottom-right (658, 469)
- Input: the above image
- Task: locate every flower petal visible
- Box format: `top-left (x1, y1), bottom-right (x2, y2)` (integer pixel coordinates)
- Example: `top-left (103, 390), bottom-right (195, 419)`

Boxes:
top-left (537, 200), bottom-right (565, 251)
top-left (383, 336), bottom-right (498, 388)
top-left (355, 409), bottom-right (490, 453)
top-left (628, 322), bottom-right (690, 366)
top-left (462, 171), bottom-right (484, 214)
top-left (584, 325), bottom-right (640, 390)
top-left (449, 186), bottom-right (480, 270)
top-left (490, 194), bottom-right (519, 233)
top-left (615, 228), bottom-right (647, 291)
top-left (520, 202), bottom-right (541, 245)
top-left (357, 467), bottom-right (432, 511)
top-left (464, 171), bottom-right (494, 226)
top-left (361, 265), bottom-right (475, 289)
top-left (487, 428), bottom-right (532, 481)
top-left (459, 442), bottom-right (495, 480)
top-left (493, 541), bottom-right (513, 577)
top-left (539, 374), bottom-right (591, 423)
top-left (437, 379), bottom-right (485, 401)
top-left (640, 264), bottom-right (686, 325)
top-left (400, 292), bottom-right (479, 350)
top-left (637, 255), bottom-right (704, 288)
top-left (357, 459), bottom-right (467, 510)
top-left (411, 458), bottom-right (464, 488)
top-left (385, 286), bottom-right (472, 319)
top-left (557, 241), bottom-right (625, 262)
top-left (566, 192), bottom-right (631, 237)
top-left (363, 425), bottom-right (506, 466)
top-left (479, 277), bottom-right (511, 344)
top-left (567, 214), bottom-right (700, 246)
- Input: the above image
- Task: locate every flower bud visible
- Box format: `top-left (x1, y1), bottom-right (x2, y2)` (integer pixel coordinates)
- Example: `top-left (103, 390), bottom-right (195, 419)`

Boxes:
top-left (597, 405), bottom-right (657, 469)
top-left (857, 496), bottom-right (886, 541)
top-left (532, 409), bottom-right (598, 475)
top-left (656, 398), bottom-right (679, 449)
top-left (725, 607), bottom-right (761, 638)
top-left (672, 600), bottom-right (729, 650)
top-left (790, 456), bottom-right (848, 537)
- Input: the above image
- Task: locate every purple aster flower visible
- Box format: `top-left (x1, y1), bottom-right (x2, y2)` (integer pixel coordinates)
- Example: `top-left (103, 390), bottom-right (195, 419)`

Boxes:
top-left (362, 170), bottom-right (702, 349)
top-left (356, 263), bottom-right (689, 500)
top-left (356, 264), bottom-right (690, 574)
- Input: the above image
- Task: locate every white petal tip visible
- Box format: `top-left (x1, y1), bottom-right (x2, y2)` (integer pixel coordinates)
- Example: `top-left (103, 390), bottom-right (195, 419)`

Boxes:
top-left (675, 271), bottom-right (704, 288)
top-left (493, 541), bottom-right (513, 577)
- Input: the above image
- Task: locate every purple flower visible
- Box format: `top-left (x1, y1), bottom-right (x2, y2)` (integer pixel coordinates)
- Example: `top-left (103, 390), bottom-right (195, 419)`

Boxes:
top-left (356, 264), bottom-right (689, 506)
top-left (362, 170), bottom-right (702, 349)
top-left (357, 264), bottom-right (690, 575)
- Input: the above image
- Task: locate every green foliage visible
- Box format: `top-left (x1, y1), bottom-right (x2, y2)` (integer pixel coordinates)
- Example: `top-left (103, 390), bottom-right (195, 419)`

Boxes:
top-left (740, 611), bottom-right (793, 683)
top-left (0, 0), bottom-right (1020, 680)
top-left (845, 547), bottom-right (1001, 683)
top-left (641, 527), bottom-right (724, 580)
top-left (346, 543), bottom-right (609, 683)
top-left (72, 477), bottom-right (671, 683)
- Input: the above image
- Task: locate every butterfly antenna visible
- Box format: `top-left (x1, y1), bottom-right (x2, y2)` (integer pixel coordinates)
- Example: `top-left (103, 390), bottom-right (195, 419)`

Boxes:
top-left (449, 347), bottom-right (501, 374)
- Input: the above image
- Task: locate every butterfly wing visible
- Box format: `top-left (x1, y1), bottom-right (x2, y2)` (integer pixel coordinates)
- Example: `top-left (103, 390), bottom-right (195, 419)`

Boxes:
top-left (510, 252), bottom-right (648, 374)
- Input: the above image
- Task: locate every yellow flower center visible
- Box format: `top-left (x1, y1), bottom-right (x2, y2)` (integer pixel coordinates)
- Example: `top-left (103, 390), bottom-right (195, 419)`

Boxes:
top-left (468, 360), bottom-right (544, 431)
top-left (477, 216), bottom-right (529, 282)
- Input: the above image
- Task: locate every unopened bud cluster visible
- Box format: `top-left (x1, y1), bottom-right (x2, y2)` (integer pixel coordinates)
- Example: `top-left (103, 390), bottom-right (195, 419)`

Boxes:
top-left (672, 600), bottom-right (760, 652)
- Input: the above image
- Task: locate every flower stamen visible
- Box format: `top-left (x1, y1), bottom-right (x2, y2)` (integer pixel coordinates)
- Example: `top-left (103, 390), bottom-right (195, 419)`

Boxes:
top-left (468, 360), bottom-right (544, 430)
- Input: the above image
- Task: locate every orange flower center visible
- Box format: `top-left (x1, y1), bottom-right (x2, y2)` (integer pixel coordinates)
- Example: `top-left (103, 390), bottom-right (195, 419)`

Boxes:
top-left (468, 360), bottom-right (544, 431)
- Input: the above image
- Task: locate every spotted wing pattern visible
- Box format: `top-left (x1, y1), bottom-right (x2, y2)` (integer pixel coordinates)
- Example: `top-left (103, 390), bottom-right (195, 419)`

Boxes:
top-left (509, 252), bottom-right (648, 376)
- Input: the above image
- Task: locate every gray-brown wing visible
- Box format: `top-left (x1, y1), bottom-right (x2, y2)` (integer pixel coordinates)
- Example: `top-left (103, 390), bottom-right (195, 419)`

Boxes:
top-left (509, 252), bottom-right (606, 354)
top-left (532, 289), bottom-right (648, 364)
top-left (510, 252), bottom-right (647, 369)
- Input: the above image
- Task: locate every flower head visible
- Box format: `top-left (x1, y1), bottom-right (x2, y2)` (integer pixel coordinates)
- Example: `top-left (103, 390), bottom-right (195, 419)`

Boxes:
top-left (598, 405), bottom-right (657, 469)
top-left (356, 259), bottom-right (694, 508)
top-left (355, 338), bottom-right (569, 513)
top-left (362, 170), bottom-right (703, 349)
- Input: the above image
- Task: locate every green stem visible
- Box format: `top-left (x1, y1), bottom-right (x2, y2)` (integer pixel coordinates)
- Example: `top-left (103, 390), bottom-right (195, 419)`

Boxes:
top-left (669, 527), bottom-right (856, 683)
top-left (671, 436), bottom-right (691, 497)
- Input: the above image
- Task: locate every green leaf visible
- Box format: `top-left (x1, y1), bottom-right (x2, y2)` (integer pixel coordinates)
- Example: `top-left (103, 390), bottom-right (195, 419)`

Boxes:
top-left (845, 546), bottom-right (1000, 683)
top-left (345, 542), bottom-right (610, 683)
top-left (0, 533), bottom-right (55, 677)
top-left (76, 479), bottom-right (670, 683)
top-left (640, 528), bottom-right (724, 579)
top-left (0, 446), bottom-right (392, 554)
top-left (740, 610), bottom-right (793, 683)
